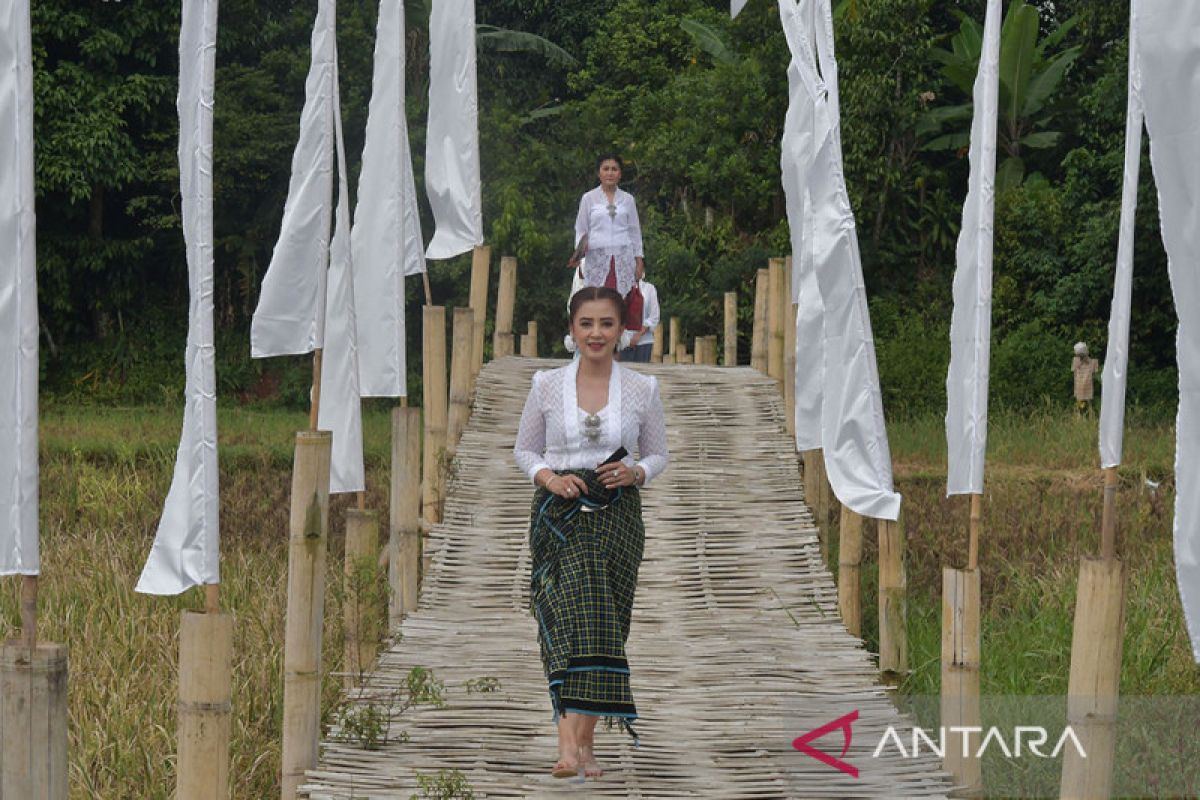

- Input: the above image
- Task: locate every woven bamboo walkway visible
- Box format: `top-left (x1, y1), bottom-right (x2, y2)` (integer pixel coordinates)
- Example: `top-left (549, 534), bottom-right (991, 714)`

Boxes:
top-left (302, 357), bottom-right (952, 798)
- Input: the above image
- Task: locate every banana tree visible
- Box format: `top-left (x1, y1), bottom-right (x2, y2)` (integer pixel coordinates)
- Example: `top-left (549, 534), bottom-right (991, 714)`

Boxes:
top-left (919, 2), bottom-right (1080, 189)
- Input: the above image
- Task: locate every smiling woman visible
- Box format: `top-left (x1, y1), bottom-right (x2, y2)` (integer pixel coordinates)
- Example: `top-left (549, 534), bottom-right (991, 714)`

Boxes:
top-left (512, 286), bottom-right (669, 780)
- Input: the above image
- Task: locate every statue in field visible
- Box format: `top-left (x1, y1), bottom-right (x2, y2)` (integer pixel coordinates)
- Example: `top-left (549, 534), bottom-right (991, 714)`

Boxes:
top-left (1072, 341), bottom-right (1099, 412)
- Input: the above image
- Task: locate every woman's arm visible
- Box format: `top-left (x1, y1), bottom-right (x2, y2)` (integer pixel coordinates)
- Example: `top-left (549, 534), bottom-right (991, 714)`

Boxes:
top-left (514, 375), bottom-right (552, 483)
top-left (635, 377), bottom-right (668, 484)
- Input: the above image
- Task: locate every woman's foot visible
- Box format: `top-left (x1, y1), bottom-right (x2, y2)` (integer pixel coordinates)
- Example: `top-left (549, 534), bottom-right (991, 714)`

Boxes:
top-left (579, 744), bottom-right (603, 779)
top-left (551, 755), bottom-right (581, 779)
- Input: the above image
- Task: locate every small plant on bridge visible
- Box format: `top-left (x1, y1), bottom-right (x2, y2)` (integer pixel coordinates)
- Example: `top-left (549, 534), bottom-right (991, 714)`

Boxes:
top-left (411, 769), bottom-right (475, 800)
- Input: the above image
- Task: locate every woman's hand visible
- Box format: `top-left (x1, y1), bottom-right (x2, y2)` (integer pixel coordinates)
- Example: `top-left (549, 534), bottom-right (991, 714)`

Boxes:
top-left (598, 461), bottom-right (641, 489)
top-left (539, 470), bottom-right (589, 499)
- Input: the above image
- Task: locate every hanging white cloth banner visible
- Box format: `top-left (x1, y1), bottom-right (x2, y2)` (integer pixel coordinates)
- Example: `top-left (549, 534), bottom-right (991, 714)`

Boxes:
top-left (425, 0), bottom-right (483, 260)
top-left (731, 0), bottom-right (749, 19)
top-left (0, 0), bottom-right (39, 576)
top-left (317, 58), bottom-right (365, 495)
top-left (353, 0), bottom-right (425, 399)
top-left (137, 0), bottom-right (220, 594)
top-left (250, 0), bottom-right (335, 357)
top-left (1137, 0), bottom-right (1200, 662)
top-left (1099, 0), bottom-right (1143, 470)
top-left (945, 0), bottom-right (1000, 497)
top-left (779, 0), bottom-right (823, 451)
top-left (781, 0), bottom-right (900, 520)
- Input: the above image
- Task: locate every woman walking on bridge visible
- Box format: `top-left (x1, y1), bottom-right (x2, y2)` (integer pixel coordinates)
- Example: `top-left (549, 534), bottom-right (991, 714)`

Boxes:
top-left (514, 286), bottom-right (669, 780)
top-left (569, 154), bottom-right (645, 299)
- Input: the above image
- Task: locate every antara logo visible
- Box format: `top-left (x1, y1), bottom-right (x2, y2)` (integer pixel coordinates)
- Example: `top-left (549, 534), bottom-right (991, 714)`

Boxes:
top-left (792, 710), bottom-right (860, 778)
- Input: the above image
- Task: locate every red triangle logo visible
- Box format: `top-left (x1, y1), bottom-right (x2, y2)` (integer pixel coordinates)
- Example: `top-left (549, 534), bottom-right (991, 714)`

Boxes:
top-left (792, 709), bottom-right (860, 778)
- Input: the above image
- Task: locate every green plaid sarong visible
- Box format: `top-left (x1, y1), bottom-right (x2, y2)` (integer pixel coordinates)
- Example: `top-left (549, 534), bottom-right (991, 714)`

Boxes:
top-left (528, 469), bottom-right (644, 741)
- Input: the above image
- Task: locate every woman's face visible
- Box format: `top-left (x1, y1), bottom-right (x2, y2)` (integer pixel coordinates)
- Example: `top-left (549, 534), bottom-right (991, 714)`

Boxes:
top-left (570, 299), bottom-right (623, 362)
top-left (598, 159), bottom-right (621, 189)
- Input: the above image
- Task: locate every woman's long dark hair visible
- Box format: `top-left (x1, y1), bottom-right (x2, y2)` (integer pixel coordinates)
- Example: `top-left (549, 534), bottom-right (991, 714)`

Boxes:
top-left (569, 286), bottom-right (626, 325)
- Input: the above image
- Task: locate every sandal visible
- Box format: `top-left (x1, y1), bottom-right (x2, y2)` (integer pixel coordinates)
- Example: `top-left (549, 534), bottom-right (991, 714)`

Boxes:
top-left (551, 757), bottom-right (582, 780)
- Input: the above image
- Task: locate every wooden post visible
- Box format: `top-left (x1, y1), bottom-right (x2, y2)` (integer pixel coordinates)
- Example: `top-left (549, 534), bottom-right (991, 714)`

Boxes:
top-left (1060, 557), bottom-right (1125, 800)
top-left (280, 430), bottom-right (332, 800)
top-left (468, 245), bottom-right (490, 379)
top-left (177, 610), bottom-right (232, 800)
top-left (751, 269), bottom-right (769, 373)
top-left (767, 257), bottom-right (786, 383)
top-left (446, 307), bottom-right (474, 456)
top-left (492, 256), bottom-right (518, 358)
top-left (650, 325), bottom-right (663, 363)
top-left (724, 291), bottom-right (738, 367)
top-left (677, 350), bottom-right (693, 365)
top-left (784, 259), bottom-right (797, 438)
top-left (693, 336), bottom-right (704, 366)
top-left (669, 317), bottom-right (681, 360)
top-left (837, 506), bottom-right (863, 637)
top-left (802, 448), bottom-right (827, 559)
top-left (878, 517), bottom-right (907, 683)
top-left (520, 321), bottom-right (539, 357)
top-left (343, 509), bottom-right (380, 690)
top-left (660, 351), bottom-right (675, 365)
top-left (1100, 466), bottom-right (1118, 559)
top-left (421, 306), bottom-right (448, 525)
top-left (941, 566), bottom-right (982, 795)
top-left (0, 642), bottom-right (68, 800)
top-left (389, 407), bottom-right (422, 625)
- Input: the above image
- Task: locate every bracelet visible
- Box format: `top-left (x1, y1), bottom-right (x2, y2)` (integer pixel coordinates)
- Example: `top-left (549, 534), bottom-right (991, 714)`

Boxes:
top-left (544, 474), bottom-right (560, 491)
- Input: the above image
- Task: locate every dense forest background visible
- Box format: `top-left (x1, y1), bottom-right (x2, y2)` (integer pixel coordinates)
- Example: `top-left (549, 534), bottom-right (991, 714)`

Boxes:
top-left (30, 0), bottom-right (1176, 416)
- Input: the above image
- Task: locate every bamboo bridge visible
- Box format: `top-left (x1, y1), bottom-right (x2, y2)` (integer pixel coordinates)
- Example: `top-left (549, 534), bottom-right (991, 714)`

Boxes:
top-left (300, 356), bottom-right (953, 798)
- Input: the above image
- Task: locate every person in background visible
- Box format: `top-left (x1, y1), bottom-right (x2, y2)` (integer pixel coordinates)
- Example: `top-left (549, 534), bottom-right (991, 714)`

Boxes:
top-left (568, 154), bottom-right (645, 299)
top-left (619, 278), bottom-right (660, 363)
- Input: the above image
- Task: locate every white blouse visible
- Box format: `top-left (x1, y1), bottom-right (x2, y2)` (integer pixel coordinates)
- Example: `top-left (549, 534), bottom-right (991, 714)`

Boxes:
top-left (574, 186), bottom-right (644, 257)
top-left (513, 360), bottom-right (669, 485)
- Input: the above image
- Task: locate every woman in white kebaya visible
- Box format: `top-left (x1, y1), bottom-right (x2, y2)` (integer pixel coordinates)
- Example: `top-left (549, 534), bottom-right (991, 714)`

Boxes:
top-left (568, 154), bottom-right (645, 298)
top-left (514, 286), bottom-right (669, 780)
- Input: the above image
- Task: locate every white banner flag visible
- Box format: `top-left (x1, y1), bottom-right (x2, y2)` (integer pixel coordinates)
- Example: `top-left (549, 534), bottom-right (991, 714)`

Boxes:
top-left (781, 0), bottom-right (901, 520)
top-left (317, 56), bottom-right (365, 495)
top-left (945, 0), bottom-right (1000, 497)
top-left (137, 0), bottom-right (220, 594)
top-left (0, 0), bottom-right (39, 576)
top-left (731, 0), bottom-right (749, 19)
top-left (353, 0), bottom-right (425, 398)
top-left (1137, 0), bottom-right (1200, 662)
top-left (1099, 0), bottom-right (1143, 470)
top-left (250, 0), bottom-right (335, 357)
top-left (780, 0), bottom-right (823, 451)
top-left (425, 0), bottom-right (483, 260)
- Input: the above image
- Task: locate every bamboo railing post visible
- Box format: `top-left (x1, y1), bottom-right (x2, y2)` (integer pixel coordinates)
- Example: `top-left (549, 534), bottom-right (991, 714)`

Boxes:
top-left (693, 336), bottom-right (704, 366)
top-left (343, 509), bottom-right (380, 690)
top-left (837, 506), bottom-right (864, 637)
top-left (784, 258), bottom-right (797, 438)
top-left (280, 430), bottom-right (332, 800)
top-left (660, 351), bottom-right (675, 365)
top-left (177, 609), bottom-right (232, 800)
top-left (421, 306), bottom-right (448, 525)
top-left (492, 256), bottom-right (518, 358)
top-left (767, 257), bottom-right (786, 383)
top-left (878, 516), bottom-right (908, 683)
top-left (751, 268), bottom-right (769, 373)
top-left (468, 245), bottom-right (490, 380)
top-left (0, 639), bottom-right (68, 800)
top-left (1100, 466), bottom-right (1118, 559)
top-left (446, 307), bottom-right (474, 455)
top-left (650, 324), bottom-right (663, 363)
top-left (724, 291), bottom-right (738, 367)
top-left (802, 448), bottom-right (827, 557)
top-left (389, 407), bottom-right (422, 624)
top-left (520, 321), bottom-right (538, 357)
top-left (669, 317), bottom-right (681, 361)
top-left (941, 565), bottom-right (982, 794)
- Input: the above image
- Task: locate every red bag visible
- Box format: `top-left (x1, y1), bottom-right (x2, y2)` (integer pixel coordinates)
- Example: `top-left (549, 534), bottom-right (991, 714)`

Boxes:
top-left (624, 283), bottom-right (645, 331)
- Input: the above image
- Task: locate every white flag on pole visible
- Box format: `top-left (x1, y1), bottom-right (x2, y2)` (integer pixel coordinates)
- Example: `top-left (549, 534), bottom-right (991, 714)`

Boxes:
top-left (780, 0), bottom-right (823, 452)
top-left (1136, 0), bottom-right (1200, 662)
top-left (731, 0), bottom-right (749, 19)
top-left (0, 0), bottom-right (39, 576)
top-left (250, 0), bottom-right (335, 357)
top-left (781, 0), bottom-right (900, 520)
top-left (137, 0), bottom-right (220, 594)
top-left (945, 0), bottom-right (1001, 497)
top-left (353, 0), bottom-right (425, 399)
top-left (1099, 0), bottom-right (1143, 470)
top-left (317, 56), bottom-right (365, 495)
top-left (425, 0), bottom-right (483, 260)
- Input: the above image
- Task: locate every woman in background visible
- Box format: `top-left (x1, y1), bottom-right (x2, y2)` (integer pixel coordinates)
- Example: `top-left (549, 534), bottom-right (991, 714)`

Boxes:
top-left (568, 154), bottom-right (645, 298)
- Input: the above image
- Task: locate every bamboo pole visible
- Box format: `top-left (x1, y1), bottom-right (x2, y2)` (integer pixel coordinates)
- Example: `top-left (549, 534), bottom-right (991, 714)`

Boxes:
top-left (204, 583), bottom-right (220, 614)
top-left (1060, 556), bottom-right (1125, 800)
top-left (650, 325), bottom-right (664, 363)
top-left (492, 256), bottom-right (518, 358)
top-left (751, 268), bottom-right (769, 373)
top-left (783, 258), bottom-right (797, 438)
top-left (802, 448), bottom-right (827, 559)
top-left (446, 307), bottom-right (474, 455)
top-left (389, 407), bottom-right (422, 625)
top-left (837, 506), bottom-right (863, 637)
top-left (724, 291), bottom-right (738, 367)
top-left (421, 306), bottom-right (448, 525)
top-left (20, 575), bottom-right (36, 650)
top-left (767, 257), bottom-right (786, 383)
top-left (877, 517), bottom-right (907, 683)
top-left (468, 245), bottom-right (491, 380)
top-left (693, 336), bottom-right (705, 366)
top-left (280, 430), bottom-right (332, 800)
top-left (968, 493), bottom-right (982, 570)
top-left (177, 610), bottom-right (232, 800)
top-left (669, 317), bottom-right (681, 360)
top-left (343, 509), bottom-right (380, 690)
top-left (941, 566), bottom-right (982, 794)
top-left (0, 642), bottom-right (68, 800)
top-left (1100, 466), bottom-right (1118, 559)
top-left (307, 349), bottom-right (324, 431)
top-left (520, 321), bottom-right (539, 357)
top-left (660, 351), bottom-right (675, 365)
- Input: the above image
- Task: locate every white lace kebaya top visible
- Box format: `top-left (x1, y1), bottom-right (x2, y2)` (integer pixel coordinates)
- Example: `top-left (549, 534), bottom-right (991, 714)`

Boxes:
top-left (513, 359), bottom-right (669, 485)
